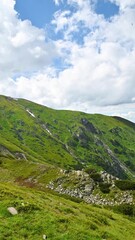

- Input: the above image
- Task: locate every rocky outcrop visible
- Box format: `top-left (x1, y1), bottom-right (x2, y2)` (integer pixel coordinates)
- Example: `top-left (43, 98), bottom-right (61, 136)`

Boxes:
top-left (0, 145), bottom-right (14, 158)
top-left (94, 137), bottom-right (129, 179)
top-left (47, 170), bottom-right (134, 206)
top-left (81, 118), bottom-right (101, 134)
top-left (15, 152), bottom-right (27, 160)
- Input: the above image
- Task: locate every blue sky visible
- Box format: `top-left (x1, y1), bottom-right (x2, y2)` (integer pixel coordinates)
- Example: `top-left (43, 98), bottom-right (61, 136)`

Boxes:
top-left (15, 0), bottom-right (120, 69)
top-left (15, 0), bottom-right (57, 28)
top-left (1, 0), bottom-right (135, 122)
top-left (95, 0), bottom-right (119, 18)
top-left (15, 0), bottom-right (119, 28)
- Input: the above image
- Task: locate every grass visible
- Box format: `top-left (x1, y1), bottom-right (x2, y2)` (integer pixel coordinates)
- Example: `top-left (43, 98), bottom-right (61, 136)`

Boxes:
top-left (0, 95), bottom-right (135, 239)
top-left (0, 95), bottom-right (135, 178)
top-left (17, 97), bottom-right (135, 178)
top-left (0, 155), bottom-right (135, 239)
top-left (0, 182), bottom-right (135, 240)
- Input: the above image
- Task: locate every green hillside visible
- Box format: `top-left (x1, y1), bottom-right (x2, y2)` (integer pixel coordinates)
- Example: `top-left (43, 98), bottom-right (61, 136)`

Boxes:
top-left (0, 95), bottom-right (135, 239)
top-left (0, 95), bottom-right (135, 178)
top-left (1, 181), bottom-right (135, 240)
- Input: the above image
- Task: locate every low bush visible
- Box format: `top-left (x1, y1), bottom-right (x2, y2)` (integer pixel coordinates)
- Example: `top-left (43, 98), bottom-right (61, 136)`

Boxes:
top-left (85, 167), bottom-right (97, 175)
top-left (99, 183), bottom-right (111, 193)
top-left (90, 173), bottom-right (102, 182)
top-left (115, 180), bottom-right (135, 190)
top-left (113, 204), bottom-right (135, 217)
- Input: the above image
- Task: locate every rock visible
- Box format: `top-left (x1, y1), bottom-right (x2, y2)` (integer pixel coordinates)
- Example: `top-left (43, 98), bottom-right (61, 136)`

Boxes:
top-left (47, 169), bottom-right (134, 206)
top-left (7, 207), bottom-right (18, 215)
top-left (76, 170), bottom-right (83, 176)
top-left (15, 152), bottom-right (27, 160)
top-left (84, 184), bottom-right (94, 193)
top-left (47, 181), bottom-right (54, 190)
top-left (81, 118), bottom-right (100, 134)
top-left (0, 145), bottom-right (14, 158)
top-left (43, 234), bottom-right (47, 239)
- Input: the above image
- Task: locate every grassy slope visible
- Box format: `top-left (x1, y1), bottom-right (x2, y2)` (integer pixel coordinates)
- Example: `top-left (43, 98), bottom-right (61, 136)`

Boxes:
top-left (1, 181), bottom-right (135, 240)
top-left (0, 95), bottom-right (135, 239)
top-left (0, 96), bottom-right (75, 167)
top-left (0, 95), bottom-right (135, 178)
top-left (18, 97), bottom-right (135, 178)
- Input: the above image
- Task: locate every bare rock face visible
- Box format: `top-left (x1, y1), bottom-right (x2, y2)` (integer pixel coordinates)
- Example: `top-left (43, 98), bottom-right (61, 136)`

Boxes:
top-left (15, 152), bottom-right (27, 160)
top-left (0, 145), bottom-right (14, 158)
top-left (81, 118), bottom-right (101, 134)
top-left (7, 207), bottom-right (18, 215)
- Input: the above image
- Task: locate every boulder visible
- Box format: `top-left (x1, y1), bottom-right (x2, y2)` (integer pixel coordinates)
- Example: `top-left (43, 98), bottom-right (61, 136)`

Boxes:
top-left (7, 207), bottom-right (18, 215)
top-left (43, 234), bottom-right (47, 239)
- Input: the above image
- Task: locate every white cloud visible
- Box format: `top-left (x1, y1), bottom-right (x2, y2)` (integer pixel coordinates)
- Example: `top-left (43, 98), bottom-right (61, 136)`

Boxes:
top-left (111, 0), bottom-right (135, 10)
top-left (52, 0), bottom-right (102, 39)
top-left (53, 0), bottom-right (63, 5)
top-left (50, 1), bottom-right (135, 114)
top-left (0, 0), bottom-right (135, 122)
top-left (0, 0), bottom-right (57, 81)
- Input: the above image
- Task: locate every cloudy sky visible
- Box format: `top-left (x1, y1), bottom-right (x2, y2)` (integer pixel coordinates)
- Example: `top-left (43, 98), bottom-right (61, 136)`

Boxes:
top-left (0, 0), bottom-right (135, 122)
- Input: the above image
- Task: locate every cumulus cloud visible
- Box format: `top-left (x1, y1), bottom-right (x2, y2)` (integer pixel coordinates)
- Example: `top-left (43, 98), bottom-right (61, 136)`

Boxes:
top-left (112, 0), bottom-right (135, 10)
top-left (53, 0), bottom-right (64, 5)
top-left (51, 0), bottom-right (135, 108)
top-left (0, 0), bottom-right (135, 122)
top-left (0, 0), bottom-right (57, 81)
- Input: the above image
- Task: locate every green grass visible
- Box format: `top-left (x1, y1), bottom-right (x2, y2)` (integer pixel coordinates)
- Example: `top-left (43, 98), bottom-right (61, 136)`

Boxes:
top-left (0, 95), bottom-right (135, 178)
top-left (0, 95), bottom-right (135, 239)
top-left (0, 155), bottom-right (134, 239)
top-left (0, 182), bottom-right (135, 240)
top-left (18, 97), bottom-right (135, 178)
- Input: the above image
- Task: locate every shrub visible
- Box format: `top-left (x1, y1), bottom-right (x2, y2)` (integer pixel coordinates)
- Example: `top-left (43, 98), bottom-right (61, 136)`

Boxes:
top-left (113, 204), bottom-right (135, 216)
top-left (85, 167), bottom-right (97, 175)
top-left (99, 183), bottom-right (111, 193)
top-left (90, 173), bottom-right (102, 182)
top-left (115, 180), bottom-right (135, 190)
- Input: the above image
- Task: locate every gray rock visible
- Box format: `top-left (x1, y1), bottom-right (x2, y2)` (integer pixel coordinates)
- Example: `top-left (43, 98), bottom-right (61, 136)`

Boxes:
top-left (15, 152), bottom-right (27, 160)
top-left (43, 234), bottom-right (47, 239)
top-left (7, 207), bottom-right (18, 215)
top-left (84, 184), bottom-right (93, 193)
top-left (47, 169), bottom-right (134, 206)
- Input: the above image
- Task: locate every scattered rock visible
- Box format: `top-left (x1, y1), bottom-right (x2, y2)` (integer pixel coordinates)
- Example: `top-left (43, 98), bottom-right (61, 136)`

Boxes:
top-left (85, 184), bottom-right (94, 193)
top-left (100, 171), bottom-right (118, 183)
top-left (47, 170), bottom-right (134, 206)
top-left (7, 207), bottom-right (18, 215)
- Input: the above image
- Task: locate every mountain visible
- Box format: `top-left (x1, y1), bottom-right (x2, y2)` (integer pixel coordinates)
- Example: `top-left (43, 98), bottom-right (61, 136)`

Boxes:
top-left (0, 95), bottom-right (135, 178)
top-left (0, 95), bottom-right (135, 240)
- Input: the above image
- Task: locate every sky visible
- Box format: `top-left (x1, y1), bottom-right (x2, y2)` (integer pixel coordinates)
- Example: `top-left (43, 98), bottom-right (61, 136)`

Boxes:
top-left (0, 0), bottom-right (135, 122)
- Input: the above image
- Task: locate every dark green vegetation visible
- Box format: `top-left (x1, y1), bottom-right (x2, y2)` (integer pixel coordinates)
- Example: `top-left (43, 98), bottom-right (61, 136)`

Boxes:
top-left (115, 180), bottom-right (135, 190)
top-left (0, 95), bottom-right (135, 239)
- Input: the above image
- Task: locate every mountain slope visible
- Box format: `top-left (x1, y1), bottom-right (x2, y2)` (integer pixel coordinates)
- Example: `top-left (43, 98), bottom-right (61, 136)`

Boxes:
top-left (0, 95), bottom-right (135, 179)
top-left (0, 95), bottom-right (135, 239)
top-left (1, 181), bottom-right (135, 240)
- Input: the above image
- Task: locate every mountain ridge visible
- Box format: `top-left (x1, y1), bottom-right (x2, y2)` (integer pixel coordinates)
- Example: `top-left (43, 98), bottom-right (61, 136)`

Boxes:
top-left (0, 94), bottom-right (135, 178)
